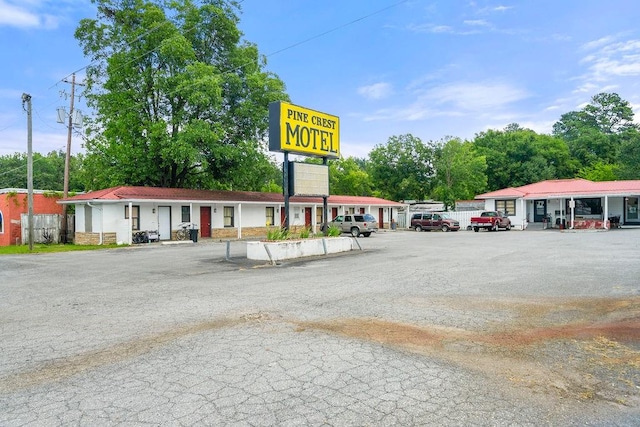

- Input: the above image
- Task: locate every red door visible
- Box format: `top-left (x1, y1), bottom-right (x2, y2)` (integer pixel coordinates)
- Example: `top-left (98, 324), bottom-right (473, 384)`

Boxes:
top-left (379, 208), bottom-right (384, 228)
top-left (304, 208), bottom-right (312, 227)
top-left (281, 208), bottom-right (286, 227)
top-left (331, 207), bottom-right (338, 220)
top-left (200, 206), bottom-right (211, 238)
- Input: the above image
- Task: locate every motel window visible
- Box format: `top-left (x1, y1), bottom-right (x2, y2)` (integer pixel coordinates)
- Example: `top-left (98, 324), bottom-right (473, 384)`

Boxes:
top-left (266, 207), bottom-right (275, 226)
top-left (125, 205), bottom-right (140, 230)
top-left (181, 206), bottom-right (190, 223)
top-left (0, 209), bottom-right (4, 233)
top-left (496, 200), bottom-right (516, 216)
top-left (224, 206), bottom-right (234, 227)
top-left (567, 198), bottom-right (602, 217)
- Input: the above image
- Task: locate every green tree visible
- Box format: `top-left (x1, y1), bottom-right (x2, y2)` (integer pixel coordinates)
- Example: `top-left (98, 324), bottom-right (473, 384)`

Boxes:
top-left (75, 0), bottom-right (288, 190)
top-left (367, 134), bottom-right (434, 201)
top-left (298, 156), bottom-right (372, 196)
top-left (472, 125), bottom-right (574, 190)
top-left (617, 128), bottom-right (640, 179)
top-left (577, 161), bottom-right (619, 182)
top-left (431, 137), bottom-right (487, 209)
top-left (0, 151), bottom-right (84, 191)
top-left (328, 157), bottom-right (373, 196)
top-left (553, 92), bottom-right (636, 170)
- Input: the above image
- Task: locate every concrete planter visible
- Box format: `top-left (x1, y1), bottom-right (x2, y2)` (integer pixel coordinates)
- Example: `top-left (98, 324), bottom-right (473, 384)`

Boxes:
top-left (247, 237), bottom-right (356, 262)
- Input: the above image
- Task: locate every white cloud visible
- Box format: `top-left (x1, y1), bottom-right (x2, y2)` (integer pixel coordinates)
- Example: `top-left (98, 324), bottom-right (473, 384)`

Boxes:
top-left (0, 0), bottom-right (39, 28)
top-left (407, 23), bottom-right (454, 34)
top-left (0, 0), bottom-right (64, 29)
top-left (357, 80), bottom-right (529, 128)
top-left (576, 37), bottom-right (640, 97)
top-left (463, 19), bottom-right (490, 27)
top-left (420, 81), bottom-right (530, 111)
top-left (581, 35), bottom-right (617, 51)
top-left (477, 5), bottom-right (514, 14)
top-left (357, 82), bottom-right (394, 100)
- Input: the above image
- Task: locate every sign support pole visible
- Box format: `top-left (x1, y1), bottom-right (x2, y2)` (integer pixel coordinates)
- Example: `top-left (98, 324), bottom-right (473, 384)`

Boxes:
top-left (283, 152), bottom-right (290, 231)
top-left (323, 157), bottom-right (328, 235)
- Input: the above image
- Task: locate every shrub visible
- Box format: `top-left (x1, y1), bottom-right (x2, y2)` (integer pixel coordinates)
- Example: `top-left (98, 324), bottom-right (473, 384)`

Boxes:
top-left (298, 227), bottom-right (311, 239)
top-left (266, 227), bottom-right (290, 241)
top-left (327, 225), bottom-right (341, 237)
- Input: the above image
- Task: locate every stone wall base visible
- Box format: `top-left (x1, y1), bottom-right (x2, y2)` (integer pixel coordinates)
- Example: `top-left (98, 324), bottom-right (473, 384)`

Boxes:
top-left (75, 232), bottom-right (117, 245)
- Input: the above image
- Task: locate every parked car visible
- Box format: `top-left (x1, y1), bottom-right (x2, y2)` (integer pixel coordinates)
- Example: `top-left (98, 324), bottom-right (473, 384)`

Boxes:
top-left (411, 212), bottom-right (460, 232)
top-left (329, 213), bottom-right (378, 237)
top-left (470, 211), bottom-right (511, 232)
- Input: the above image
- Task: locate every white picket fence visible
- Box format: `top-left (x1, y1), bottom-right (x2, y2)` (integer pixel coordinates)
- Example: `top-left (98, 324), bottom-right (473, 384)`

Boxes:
top-left (443, 210), bottom-right (484, 230)
top-left (398, 210), bottom-right (484, 231)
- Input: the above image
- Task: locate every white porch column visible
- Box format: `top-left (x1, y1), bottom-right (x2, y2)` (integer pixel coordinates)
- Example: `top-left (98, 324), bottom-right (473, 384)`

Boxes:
top-left (570, 197), bottom-right (575, 229)
top-left (128, 201), bottom-right (133, 244)
top-left (312, 203), bottom-right (318, 233)
top-left (604, 196), bottom-right (609, 230)
top-left (237, 203), bottom-right (242, 239)
top-left (521, 198), bottom-right (525, 230)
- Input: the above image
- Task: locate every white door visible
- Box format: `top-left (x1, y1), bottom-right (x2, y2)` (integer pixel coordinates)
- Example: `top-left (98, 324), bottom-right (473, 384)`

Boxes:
top-left (158, 206), bottom-right (171, 240)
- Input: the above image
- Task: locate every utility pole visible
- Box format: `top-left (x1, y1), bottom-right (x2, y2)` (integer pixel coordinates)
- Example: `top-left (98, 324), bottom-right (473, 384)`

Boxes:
top-left (22, 93), bottom-right (34, 251)
top-left (64, 74), bottom-right (75, 197)
top-left (59, 73), bottom-right (84, 243)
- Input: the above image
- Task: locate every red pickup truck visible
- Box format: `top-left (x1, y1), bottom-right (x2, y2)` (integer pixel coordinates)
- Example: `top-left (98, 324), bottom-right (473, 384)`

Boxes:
top-left (470, 211), bottom-right (512, 232)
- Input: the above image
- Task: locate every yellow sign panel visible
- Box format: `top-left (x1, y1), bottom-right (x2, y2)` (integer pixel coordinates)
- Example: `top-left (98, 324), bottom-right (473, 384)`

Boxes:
top-left (269, 101), bottom-right (340, 158)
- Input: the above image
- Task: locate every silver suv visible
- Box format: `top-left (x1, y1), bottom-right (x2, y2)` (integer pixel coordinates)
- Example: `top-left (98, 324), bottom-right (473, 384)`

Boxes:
top-left (329, 213), bottom-right (378, 237)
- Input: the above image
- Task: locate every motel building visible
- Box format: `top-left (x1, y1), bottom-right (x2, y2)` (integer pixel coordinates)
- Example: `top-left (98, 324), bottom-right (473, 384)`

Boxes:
top-left (474, 178), bottom-right (640, 230)
top-left (59, 186), bottom-right (403, 245)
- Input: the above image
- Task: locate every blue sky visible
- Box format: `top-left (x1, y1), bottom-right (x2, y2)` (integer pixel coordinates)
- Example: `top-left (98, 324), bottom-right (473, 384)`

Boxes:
top-left (2, 1), bottom-right (640, 159)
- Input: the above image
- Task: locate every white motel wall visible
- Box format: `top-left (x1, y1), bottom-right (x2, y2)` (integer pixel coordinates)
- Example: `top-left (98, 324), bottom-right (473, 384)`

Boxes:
top-left (70, 198), bottom-right (402, 245)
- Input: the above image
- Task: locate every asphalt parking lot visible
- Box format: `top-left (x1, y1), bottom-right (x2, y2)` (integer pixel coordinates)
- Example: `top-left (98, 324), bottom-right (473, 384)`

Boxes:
top-left (1, 228), bottom-right (639, 426)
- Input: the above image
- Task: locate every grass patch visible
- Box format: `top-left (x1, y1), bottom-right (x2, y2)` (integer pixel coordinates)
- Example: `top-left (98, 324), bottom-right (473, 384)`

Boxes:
top-left (0, 244), bottom-right (126, 255)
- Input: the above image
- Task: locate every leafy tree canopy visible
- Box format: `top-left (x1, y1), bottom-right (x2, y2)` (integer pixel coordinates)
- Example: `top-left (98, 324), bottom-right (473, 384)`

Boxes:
top-left (75, 0), bottom-right (288, 190)
top-left (328, 157), bottom-right (373, 196)
top-left (367, 134), bottom-right (434, 201)
top-left (616, 128), bottom-right (640, 180)
top-left (472, 124), bottom-right (574, 191)
top-left (0, 151), bottom-right (84, 192)
top-left (553, 92), bottom-right (636, 169)
top-left (432, 137), bottom-right (487, 210)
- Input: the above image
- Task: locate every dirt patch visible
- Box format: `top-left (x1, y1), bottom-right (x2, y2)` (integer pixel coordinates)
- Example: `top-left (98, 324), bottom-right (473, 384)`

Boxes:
top-left (297, 297), bottom-right (640, 404)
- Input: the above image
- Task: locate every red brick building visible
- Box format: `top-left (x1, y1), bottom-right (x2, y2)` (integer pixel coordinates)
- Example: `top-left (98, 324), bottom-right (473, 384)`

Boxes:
top-left (0, 189), bottom-right (64, 246)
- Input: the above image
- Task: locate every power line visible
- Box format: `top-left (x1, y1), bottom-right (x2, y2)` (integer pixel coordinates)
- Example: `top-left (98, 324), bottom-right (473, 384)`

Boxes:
top-left (4, 0), bottom-right (408, 151)
top-left (50, 20), bottom-right (173, 89)
top-left (264, 0), bottom-right (410, 58)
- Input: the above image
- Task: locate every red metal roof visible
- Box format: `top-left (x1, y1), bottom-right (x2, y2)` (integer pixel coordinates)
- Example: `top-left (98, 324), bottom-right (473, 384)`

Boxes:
top-left (476, 179), bottom-right (640, 199)
top-left (61, 186), bottom-right (403, 206)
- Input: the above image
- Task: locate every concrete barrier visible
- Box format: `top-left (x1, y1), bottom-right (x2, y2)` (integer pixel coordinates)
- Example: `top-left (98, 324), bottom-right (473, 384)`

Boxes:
top-left (247, 237), bottom-right (356, 262)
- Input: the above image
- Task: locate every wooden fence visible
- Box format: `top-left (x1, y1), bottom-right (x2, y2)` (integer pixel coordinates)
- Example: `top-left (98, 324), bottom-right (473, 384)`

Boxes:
top-left (20, 214), bottom-right (75, 244)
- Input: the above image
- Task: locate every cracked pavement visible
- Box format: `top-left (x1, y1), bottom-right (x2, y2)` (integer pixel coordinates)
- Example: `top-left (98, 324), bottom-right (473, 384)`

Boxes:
top-left (1, 229), bottom-right (639, 426)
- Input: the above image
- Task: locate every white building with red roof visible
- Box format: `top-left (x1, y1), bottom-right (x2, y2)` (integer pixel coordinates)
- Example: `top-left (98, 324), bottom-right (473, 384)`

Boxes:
top-left (59, 186), bottom-right (404, 245)
top-left (475, 179), bottom-right (640, 230)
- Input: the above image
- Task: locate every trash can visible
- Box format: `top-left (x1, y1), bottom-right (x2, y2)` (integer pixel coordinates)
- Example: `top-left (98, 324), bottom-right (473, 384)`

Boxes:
top-left (190, 227), bottom-right (198, 242)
